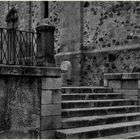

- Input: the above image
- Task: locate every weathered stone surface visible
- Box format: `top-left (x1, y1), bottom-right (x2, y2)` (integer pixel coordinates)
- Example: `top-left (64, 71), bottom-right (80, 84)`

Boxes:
top-left (121, 80), bottom-right (138, 89)
top-left (104, 73), bottom-right (122, 80)
top-left (41, 90), bottom-right (52, 104)
top-left (120, 89), bottom-right (138, 100)
top-left (103, 79), bottom-right (108, 87)
top-left (138, 80), bottom-right (140, 89)
top-left (41, 116), bottom-right (52, 130)
top-left (83, 2), bottom-right (140, 49)
top-left (42, 78), bottom-right (61, 89)
top-left (0, 65), bottom-right (61, 77)
top-left (55, 53), bottom-right (82, 86)
top-left (0, 64), bottom-right (61, 138)
top-left (108, 80), bottom-right (121, 89)
top-left (82, 49), bottom-right (140, 86)
top-left (52, 115), bottom-right (61, 129)
top-left (0, 76), bottom-right (40, 138)
top-left (52, 89), bottom-right (61, 104)
top-left (41, 130), bottom-right (55, 139)
top-left (122, 73), bottom-right (140, 79)
top-left (41, 115), bottom-right (61, 130)
top-left (1, 2), bottom-right (140, 86)
top-left (41, 104), bottom-right (61, 116)
top-left (138, 90), bottom-right (140, 98)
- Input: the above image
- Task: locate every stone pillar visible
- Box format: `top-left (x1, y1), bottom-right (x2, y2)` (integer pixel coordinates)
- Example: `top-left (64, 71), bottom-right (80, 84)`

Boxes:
top-left (36, 25), bottom-right (55, 66)
top-left (40, 77), bottom-right (62, 138)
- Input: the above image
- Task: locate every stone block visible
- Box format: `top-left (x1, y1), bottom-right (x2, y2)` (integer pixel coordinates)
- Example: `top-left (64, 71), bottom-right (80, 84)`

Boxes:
top-left (138, 80), bottom-right (140, 89)
top-left (123, 94), bottom-right (138, 101)
top-left (52, 90), bottom-right (61, 104)
top-left (52, 115), bottom-right (61, 129)
top-left (41, 90), bottom-right (52, 104)
top-left (103, 79), bottom-right (108, 87)
top-left (42, 78), bottom-right (62, 90)
top-left (41, 104), bottom-right (61, 116)
top-left (122, 73), bottom-right (140, 80)
top-left (108, 80), bottom-right (121, 89)
top-left (138, 90), bottom-right (140, 98)
top-left (113, 89), bottom-right (120, 93)
top-left (41, 115), bottom-right (61, 131)
top-left (41, 130), bottom-right (55, 139)
top-left (138, 98), bottom-right (140, 105)
top-left (104, 73), bottom-right (122, 80)
top-left (120, 90), bottom-right (138, 100)
top-left (61, 73), bottom-right (67, 86)
top-left (121, 80), bottom-right (138, 89)
top-left (41, 116), bottom-right (52, 130)
top-left (120, 89), bottom-right (138, 96)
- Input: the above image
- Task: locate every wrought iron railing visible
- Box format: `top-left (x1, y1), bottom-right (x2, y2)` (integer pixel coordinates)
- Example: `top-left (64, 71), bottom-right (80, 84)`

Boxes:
top-left (0, 27), bottom-right (40, 66)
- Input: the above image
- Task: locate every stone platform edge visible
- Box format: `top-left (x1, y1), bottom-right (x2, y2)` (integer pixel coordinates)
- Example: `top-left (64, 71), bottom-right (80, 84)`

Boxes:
top-left (104, 73), bottom-right (140, 80)
top-left (0, 64), bottom-right (61, 77)
top-left (104, 72), bottom-right (140, 103)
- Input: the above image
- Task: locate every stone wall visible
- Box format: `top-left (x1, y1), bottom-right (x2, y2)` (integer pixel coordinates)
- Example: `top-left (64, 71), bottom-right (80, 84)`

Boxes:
top-left (56, 53), bottom-right (82, 85)
top-left (81, 1), bottom-right (140, 85)
top-left (0, 65), bottom-right (61, 138)
top-left (1, 1), bottom-right (140, 85)
top-left (0, 2), bottom-right (42, 30)
top-left (0, 76), bottom-right (40, 138)
top-left (0, 1), bottom-right (83, 85)
top-left (81, 46), bottom-right (140, 86)
top-left (83, 1), bottom-right (140, 50)
top-left (0, 1), bottom-right (8, 28)
top-left (54, 1), bottom-right (140, 85)
top-left (54, 2), bottom-right (82, 85)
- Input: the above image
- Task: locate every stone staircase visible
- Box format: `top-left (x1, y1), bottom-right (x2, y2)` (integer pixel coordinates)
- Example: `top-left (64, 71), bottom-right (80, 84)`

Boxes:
top-left (56, 86), bottom-right (140, 139)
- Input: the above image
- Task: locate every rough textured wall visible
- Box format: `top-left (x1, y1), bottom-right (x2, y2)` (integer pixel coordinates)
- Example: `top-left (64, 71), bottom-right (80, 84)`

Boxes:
top-left (31, 2), bottom-right (42, 30)
top-left (82, 48), bottom-right (140, 86)
top-left (83, 1), bottom-right (140, 50)
top-left (0, 1), bottom-right (8, 28)
top-left (0, 1), bottom-right (82, 53)
top-left (0, 76), bottom-right (40, 138)
top-left (80, 1), bottom-right (140, 85)
top-left (51, 2), bottom-right (82, 85)
top-left (0, 1), bottom-right (42, 31)
top-left (2, 1), bottom-right (140, 86)
top-left (42, 1), bottom-right (81, 54)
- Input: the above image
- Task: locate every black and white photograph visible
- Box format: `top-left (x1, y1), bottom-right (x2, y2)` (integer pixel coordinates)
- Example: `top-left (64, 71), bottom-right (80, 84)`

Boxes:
top-left (0, 1), bottom-right (139, 139)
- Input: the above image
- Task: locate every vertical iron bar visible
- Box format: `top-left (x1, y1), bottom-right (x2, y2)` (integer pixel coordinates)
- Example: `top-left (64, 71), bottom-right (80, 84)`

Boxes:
top-left (7, 29), bottom-right (9, 64)
top-left (26, 32), bottom-right (28, 65)
top-left (15, 31), bottom-right (18, 64)
top-left (31, 32), bottom-right (33, 65)
top-left (13, 29), bottom-right (15, 64)
top-left (1, 29), bottom-right (2, 64)
top-left (0, 28), bottom-right (39, 66)
top-left (19, 31), bottom-right (21, 65)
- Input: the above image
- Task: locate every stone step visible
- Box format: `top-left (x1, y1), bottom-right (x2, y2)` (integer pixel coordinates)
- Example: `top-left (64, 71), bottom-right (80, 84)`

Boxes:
top-left (62, 105), bottom-right (140, 118)
top-left (62, 93), bottom-right (123, 100)
top-left (56, 121), bottom-right (140, 138)
top-left (99, 130), bottom-right (140, 139)
top-left (62, 112), bottom-right (140, 129)
top-left (62, 86), bottom-right (113, 93)
top-left (62, 99), bottom-right (133, 109)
